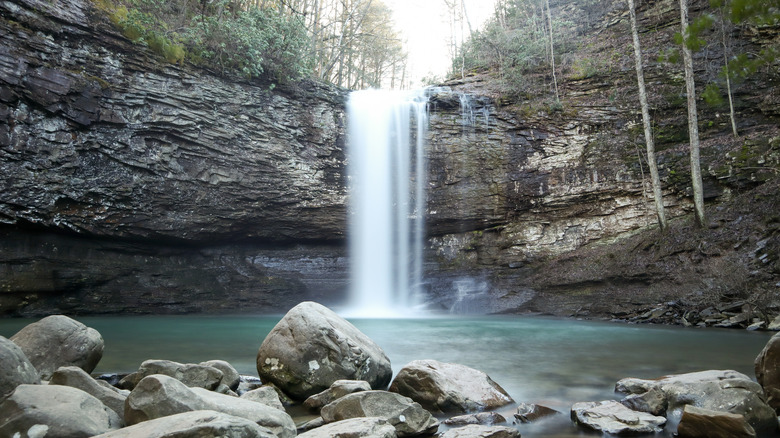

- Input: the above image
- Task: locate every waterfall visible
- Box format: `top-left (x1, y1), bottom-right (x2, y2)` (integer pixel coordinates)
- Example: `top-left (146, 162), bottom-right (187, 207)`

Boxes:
top-left (345, 89), bottom-right (428, 317)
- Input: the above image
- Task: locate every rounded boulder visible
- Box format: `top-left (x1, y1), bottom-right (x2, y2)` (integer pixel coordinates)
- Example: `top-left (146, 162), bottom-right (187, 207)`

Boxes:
top-left (256, 302), bottom-right (392, 399)
top-left (10, 315), bottom-right (103, 380)
top-left (755, 332), bottom-right (780, 412)
top-left (0, 336), bottom-right (39, 402)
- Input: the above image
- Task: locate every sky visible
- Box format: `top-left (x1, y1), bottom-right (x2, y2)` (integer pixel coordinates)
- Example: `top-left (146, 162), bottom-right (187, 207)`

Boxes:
top-left (383, 0), bottom-right (498, 87)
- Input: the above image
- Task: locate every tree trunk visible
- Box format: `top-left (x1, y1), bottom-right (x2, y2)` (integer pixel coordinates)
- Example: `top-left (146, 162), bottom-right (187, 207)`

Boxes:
top-left (545, 0), bottom-right (560, 104)
top-left (720, 2), bottom-right (738, 137)
top-left (628, 0), bottom-right (667, 231)
top-left (679, 0), bottom-right (706, 227)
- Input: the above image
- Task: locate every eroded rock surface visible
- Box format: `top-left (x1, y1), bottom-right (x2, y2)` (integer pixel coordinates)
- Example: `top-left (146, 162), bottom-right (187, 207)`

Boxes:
top-left (571, 400), bottom-right (666, 435)
top-left (92, 410), bottom-right (277, 438)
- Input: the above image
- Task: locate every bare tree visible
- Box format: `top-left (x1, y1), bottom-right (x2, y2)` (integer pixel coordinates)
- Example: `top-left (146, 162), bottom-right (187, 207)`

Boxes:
top-left (628, 0), bottom-right (667, 230)
top-left (545, 0), bottom-right (560, 104)
top-left (679, 0), bottom-right (706, 227)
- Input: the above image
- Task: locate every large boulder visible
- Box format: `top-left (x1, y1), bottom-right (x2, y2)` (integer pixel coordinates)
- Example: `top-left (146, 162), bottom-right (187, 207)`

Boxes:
top-left (676, 405), bottom-right (756, 438)
top-left (125, 374), bottom-right (296, 438)
top-left (571, 400), bottom-right (666, 435)
top-left (92, 410), bottom-right (277, 438)
top-left (439, 424), bottom-right (520, 438)
top-left (320, 390), bottom-right (439, 437)
top-left (119, 359), bottom-right (225, 390)
top-left (0, 336), bottom-right (39, 401)
top-left (388, 359), bottom-right (513, 414)
top-left (50, 366), bottom-right (127, 421)
top-left (298, 417), bottom-right (397, 438)
top-left (304, 379), bottom-right (372, 411)
top-left (10, 315), bottom-right (103, 380)
top-left (256, 302), bottom-right (392, 399)
top-left (755, 332), bottom-right (780, 412)
top-left (0, 384), bottom-right (121, 437)
top-left (615, 370), bottom-right (778, 435)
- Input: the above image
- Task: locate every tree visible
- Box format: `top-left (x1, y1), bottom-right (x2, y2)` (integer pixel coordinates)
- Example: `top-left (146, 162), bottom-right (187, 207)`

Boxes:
top-left (628, 0), bottom-right (667, 231)
top-left (679, 0), bottom-right (707, 227)
top-left (544, 0), bottom-right (560, 105)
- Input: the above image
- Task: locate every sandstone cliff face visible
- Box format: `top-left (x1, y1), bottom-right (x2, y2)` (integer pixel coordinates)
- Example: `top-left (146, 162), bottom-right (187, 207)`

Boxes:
top-left (0, 0), bottom-right (348, 243)
top-left (1, 0), bottom-right (778, 317)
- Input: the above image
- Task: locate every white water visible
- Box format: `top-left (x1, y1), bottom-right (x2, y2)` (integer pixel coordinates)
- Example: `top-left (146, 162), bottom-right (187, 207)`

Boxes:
top-left (345, 89), bottom-right (428, 317)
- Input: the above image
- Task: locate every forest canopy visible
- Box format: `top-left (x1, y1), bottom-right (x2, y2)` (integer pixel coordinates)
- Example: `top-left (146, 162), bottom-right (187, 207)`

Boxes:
top-left (99, 0), bottom-right (408, 88)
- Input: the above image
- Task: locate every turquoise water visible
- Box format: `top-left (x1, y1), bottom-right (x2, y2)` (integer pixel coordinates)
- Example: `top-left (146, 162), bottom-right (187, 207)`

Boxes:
top-left (0, 315), bottom-right (773, 437)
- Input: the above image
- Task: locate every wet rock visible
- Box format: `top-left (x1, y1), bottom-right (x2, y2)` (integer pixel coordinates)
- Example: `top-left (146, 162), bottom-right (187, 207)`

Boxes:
top-left (201, 360), bottom-right (241, 390)
top-left (0, 336), bottom-right (39, 402)
top-left (0, 384), bottom-right (121, 437)
top-left (50, 366), bottom-right (127, 421)
top-left (125, 374), bottom-right (296, 438)
top-left (768, 315), bottom-right (780, 331)
top-left (297, 416), bottom-right (326, 432)
top-left (615, 370), bottom-right (778, 434)
top-left (676, 405), bottom-right (756, 438)
top-left (619, 387), bottom-right (667, 416)
top-left (241, 386), bottom-right (286, 411)
top-left (92, 410), bottom-right (277, 438)
top-left (304, 379), bottom-right (372, 411)
top-left (571, 400), bottom-right (666, 435)
top-left (320, 390), bottom-right (439, 437)
top-left (256, 302), bottom-right (392, 400)
top-left (237, 375), bottom-right (264, 395)
top-left (444, 412), bottom-right (507, 426)
top-left (298, 417), bottom-right (397, 438)
top-left (513, 402), bottom-right (560, 423)
top-left (755, 332), bottom-right (780, 412)
top-left (389, 359), bottom-right (513, 414)
top-left (119, 359), bottom-right (225, 390)
top-left (439, 424), bottom-right (520, 438)
top-left (10, 315), bottom-right (103, 380)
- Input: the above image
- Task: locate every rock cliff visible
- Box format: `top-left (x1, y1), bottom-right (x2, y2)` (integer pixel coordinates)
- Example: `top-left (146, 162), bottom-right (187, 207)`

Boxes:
top-left (1, 0), bottom-right (778, 319)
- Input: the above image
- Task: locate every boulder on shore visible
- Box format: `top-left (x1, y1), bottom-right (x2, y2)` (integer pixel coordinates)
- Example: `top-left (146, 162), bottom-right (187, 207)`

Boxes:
top-left (320, 390), bottom-right (439, 437)
top-left (297, 417), bottom-right (397, 438)
top-left (256, 302), bottom-right (392, 399)
top-left (0, 384), bottom-right (121, 437)
top-left (615, 369), bottom-right (778, 435)
top-left (10, 315), bottom-right (103, 380)
top-left (92, 410), bottom-right (277, 438)
top-left (676, 405), bottom-right (756, 438)
top-left (755, 332), bottom-right (780, 412)
top-left (0, 336), bottom-right (39, 402)
top-left (571, 400), bottom-right (666, 435)
top-left (304, 379), bottom-right (372, 411)
top-left (50, 366), bottom-right (127, 422)
top-left (125, 374), bottom-right (296, 438)
top-left (119, 359), bottom-right (226, 390)
top-left (388, 359), bottom-right (514, 414)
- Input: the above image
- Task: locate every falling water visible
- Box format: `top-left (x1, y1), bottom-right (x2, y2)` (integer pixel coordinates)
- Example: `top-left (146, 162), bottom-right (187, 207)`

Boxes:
top-left (346, 89), bottom-right (428, 317)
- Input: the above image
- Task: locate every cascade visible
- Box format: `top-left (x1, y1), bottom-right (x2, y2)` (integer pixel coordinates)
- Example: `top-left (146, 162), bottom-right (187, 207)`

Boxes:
top-left (345, 89), bottom-right (428, 317)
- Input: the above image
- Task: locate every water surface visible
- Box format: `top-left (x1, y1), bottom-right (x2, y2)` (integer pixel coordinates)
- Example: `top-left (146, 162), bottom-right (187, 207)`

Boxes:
top-left (0, 315), bottom-right (772, 437)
